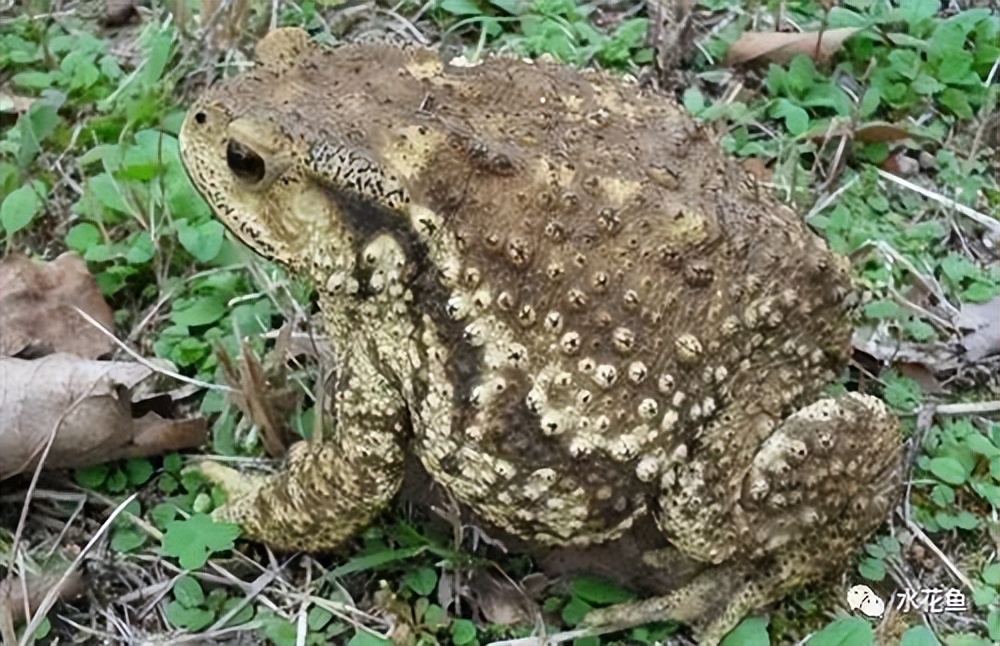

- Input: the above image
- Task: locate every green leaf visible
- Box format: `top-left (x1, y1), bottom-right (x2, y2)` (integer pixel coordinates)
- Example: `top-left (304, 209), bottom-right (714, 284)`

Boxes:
top-left (860, 87), bottom-right (880, 118)
top-left (858, 557), bottom-right (886, 581)
top-left (65, 222), bottom-right (101, 252)
top-left (111, 528), bottom-right (146, 552)
top-left (439, 0), bottom-right (484, 16)
top-left (682, 87), bottom-right (705, 115)
top-left (220, 596), bottom-right (255, 627)
top-left (939, 88), bottom-right (973, 118)
top-left (85, 173), bottom-right (131, 216)
top-left (328, 546), bottom-right (428, 577)
top-left (1, 183), bottom-right (43, 235)
top-left (125, 458), bottom-right (154, 485)
top-left (164, 453), bottom-right (183, 474)
top-left (450, 618), bottom-right (477, 645)
top-left (806, 617), bottom-right (874, 646)
top-left (771, 99), bottom-right (809, 136)
top-left (347, 632), bottom-right (392, 646)
top-left (161, 513), bottom-right (240, 569)
top-left (899, 0), bottom-right (940, 29)
top-left (75, 464), bottom-right (109, 489)
top-left (911, 73), bottom-right (945, 95)
top-left (173, 574), bottom-right (205, 607)
top-left (106, 468), bottom-right (128, 492)
top-left (722, 615), bottom-right (770, 646)
top-left (954, 511), bottom-right (978, 530)
top-left (142, 31), bottom-right (174, 88)
top-left (158, 473), bottom-right (180, 494)
top-left (165, 600), bottom-right (214, 631)
top-left (928, 456), bottom-right (967, 485)
top-left (863, 299), bottom-right (900, 319)
top-left (983, 563), bottom-right (1000, 586)
top-left (561, 595), bottom-right (592, 626)
top-left (125, 231), bottom-right (156, 264)
top-left (904, 319), bottom-right (936, 342)
top-left (150, 502), bottom-right (178, 529)
top-left (12, 71), bottom-right (54, 90)
top-left (931, 484), bottom-right (955, 506)
top-left (964, 432), bottom-right (997, 456)
top-left (402, 567), bottom-right (438, 596)
top-left (569, 575), bottom-right (635, 605)
top-left (935, 50), bottom-right (973, 85)
top-left (961, 281), bottom-right (997, 303)
top-left (900, 625), bottom-right (941, 646)
top-left (178, 220), bottom-right (225, 262)
top-left (171, 297), bottom-right (227, 327)
top-left (308, 606), bottom-right (333, 631)
top-left (31, 616), bottom-right (51, 640)
top-left (883, 372), bottom-right (921, 411)
top-left (973, 582), bottom-right (998, 607)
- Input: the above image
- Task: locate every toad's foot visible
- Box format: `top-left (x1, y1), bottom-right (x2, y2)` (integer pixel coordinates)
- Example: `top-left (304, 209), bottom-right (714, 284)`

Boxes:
top-left (586, 393), bottom-right (901, 645)
top-left (193, 439), bottom-right (404, 552)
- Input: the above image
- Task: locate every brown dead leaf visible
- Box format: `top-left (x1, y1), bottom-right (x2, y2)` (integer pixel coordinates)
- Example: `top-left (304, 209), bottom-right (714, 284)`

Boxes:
top-left (468, 571), bottom-right (536, 626)
top-left (852, 296), bottom-right (1000, 375)
top-left (725, 28), bottom-right (860, 66)
top-left (217, 332), bottom-right (300, 457)
top-left (99, 0), bottom-right (140, 27)
top-left (0, 91), bottom-right (34, 115)
top-left (0, 569), bottom-right (84, 624)
top-left (0, 253), bottom-right (115, 359)
top-left (954, 296), bottom-right (1000, 364)
top-left (882, 152), bottom-right (920, 177)
top-left (802, 119), bottom-right (923, 145)
top-left (0, 354), bottom-right (206, 479)
top-left (854, 122), bottom-right (917, 143)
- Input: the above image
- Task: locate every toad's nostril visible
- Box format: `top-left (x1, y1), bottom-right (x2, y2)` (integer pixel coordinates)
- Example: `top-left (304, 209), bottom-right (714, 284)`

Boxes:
top-left (195, 112), bottom-right (207, 124)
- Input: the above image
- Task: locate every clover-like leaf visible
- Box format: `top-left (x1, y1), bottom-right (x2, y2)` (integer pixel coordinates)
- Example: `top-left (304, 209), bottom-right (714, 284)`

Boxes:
top-left (161, 513), bottom-right (240, 569)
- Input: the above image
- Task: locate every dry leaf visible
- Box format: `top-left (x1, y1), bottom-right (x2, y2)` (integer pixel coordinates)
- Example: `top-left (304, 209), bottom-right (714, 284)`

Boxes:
top-left (0, 570), bottom-right (84, 624)
top-left (854, 122), bottom-right (917, 143)
top-left (954, 296), bottom-right (1000, 364)
top-left (99, 0), bottom-right (140, 26)
top-left (0, 354), bottom-right (206, 479)
top-left (852, 296), bottom-right (1000, 375)
top-left (0, 91), bottom-right (34, 115)
top-left (881, 152), bottom-right (920, 177)
top-left (0, 253), bottom-right (114, 359)
top-left (725, 28), bottom-right (860, 66)
top-left (217, 335), bottom-right (300, 457)
top-left (468, 571), bottom-right (535, 626)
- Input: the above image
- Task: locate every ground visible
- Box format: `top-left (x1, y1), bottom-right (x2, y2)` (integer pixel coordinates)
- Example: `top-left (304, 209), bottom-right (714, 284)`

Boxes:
top-left (0, 1), bottom-right (997, 646)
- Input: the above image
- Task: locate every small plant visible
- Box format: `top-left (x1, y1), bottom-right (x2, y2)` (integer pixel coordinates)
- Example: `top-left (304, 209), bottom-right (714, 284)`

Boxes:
top-left (161, 513), bottom-right (241, 570)
top-left (434, 0), bottom-right (652, 68)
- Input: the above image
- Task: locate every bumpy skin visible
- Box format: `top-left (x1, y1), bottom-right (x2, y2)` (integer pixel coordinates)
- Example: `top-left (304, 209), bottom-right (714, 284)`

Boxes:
top-left (179, 28), bottom-right (901, 644)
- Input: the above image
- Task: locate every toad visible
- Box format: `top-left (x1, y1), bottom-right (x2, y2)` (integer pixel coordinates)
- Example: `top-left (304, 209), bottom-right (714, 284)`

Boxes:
top-left (178, 28), bottom-right (900, 644)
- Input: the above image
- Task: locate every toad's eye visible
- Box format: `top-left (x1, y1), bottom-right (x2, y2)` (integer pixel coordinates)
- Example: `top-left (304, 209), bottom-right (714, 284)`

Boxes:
top-left (226, 140), bottom-right (266, 184)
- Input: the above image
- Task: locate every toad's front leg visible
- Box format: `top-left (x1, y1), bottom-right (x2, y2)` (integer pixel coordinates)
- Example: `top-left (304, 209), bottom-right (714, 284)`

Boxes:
top-left (195, 354), bottom-right (408, 552)
top-left (584, 393), bottom-right (901, 644)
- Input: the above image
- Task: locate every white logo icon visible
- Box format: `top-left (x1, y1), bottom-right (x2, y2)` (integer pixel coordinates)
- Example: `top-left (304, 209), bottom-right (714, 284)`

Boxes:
top-left (848, 584), bottom-right (885, 618)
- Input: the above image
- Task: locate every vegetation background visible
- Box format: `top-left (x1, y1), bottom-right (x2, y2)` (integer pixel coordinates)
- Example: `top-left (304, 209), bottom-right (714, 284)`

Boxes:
top-left (0, 0), bottom-right (997, 645)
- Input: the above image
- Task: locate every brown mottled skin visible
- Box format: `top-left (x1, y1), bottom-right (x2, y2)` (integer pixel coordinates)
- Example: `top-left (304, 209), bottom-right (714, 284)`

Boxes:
top-left (179, 28), bottom-right (901, 644)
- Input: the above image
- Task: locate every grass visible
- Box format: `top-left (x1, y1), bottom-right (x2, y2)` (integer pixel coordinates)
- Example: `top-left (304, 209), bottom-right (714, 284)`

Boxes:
top-left (1, 1), bottom-right (998, 645)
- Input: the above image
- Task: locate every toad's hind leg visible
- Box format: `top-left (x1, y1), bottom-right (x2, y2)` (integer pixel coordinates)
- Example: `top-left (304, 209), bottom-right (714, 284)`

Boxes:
top-left (584, 393), bottom-right (901, 645)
